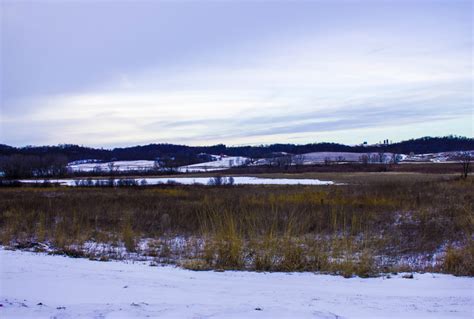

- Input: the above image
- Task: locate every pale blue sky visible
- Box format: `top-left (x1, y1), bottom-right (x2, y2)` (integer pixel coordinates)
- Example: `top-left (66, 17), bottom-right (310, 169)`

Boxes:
top-left (1, 0), bottom-right (472, 147)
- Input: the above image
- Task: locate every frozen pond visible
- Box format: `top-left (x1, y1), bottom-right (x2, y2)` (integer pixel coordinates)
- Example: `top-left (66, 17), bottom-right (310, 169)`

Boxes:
top-left (19, 176), bottom-right (335, 186)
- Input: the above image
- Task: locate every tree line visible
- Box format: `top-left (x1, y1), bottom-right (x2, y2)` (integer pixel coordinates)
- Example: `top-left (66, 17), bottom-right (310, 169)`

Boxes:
top-left (1, 136), bottom-right (472, 162)
top-left (0, 136), bottom-right (472, 179)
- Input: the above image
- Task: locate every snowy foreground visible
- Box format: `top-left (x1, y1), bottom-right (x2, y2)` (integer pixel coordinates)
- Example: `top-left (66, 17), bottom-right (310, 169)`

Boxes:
top-left (1, 249), bottom-right (472, 318)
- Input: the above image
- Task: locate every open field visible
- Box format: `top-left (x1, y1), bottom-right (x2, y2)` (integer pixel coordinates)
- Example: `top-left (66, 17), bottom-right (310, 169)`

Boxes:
top-left (1, 172), bottom-right (472, 276)
top-left (14, 162), bottom-right (467, 185)
top-left (51, 163), bottom-right (468, 182)
top-left (226, 162), bottom-right (467, 175)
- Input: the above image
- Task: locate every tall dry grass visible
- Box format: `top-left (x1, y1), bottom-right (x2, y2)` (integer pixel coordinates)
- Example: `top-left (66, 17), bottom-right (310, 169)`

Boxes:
top-left (0, 175), bottom-right (472, 275)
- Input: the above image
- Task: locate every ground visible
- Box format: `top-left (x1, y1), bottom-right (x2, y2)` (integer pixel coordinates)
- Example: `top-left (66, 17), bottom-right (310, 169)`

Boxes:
top-left (1, 249), bottom-right (472, 318)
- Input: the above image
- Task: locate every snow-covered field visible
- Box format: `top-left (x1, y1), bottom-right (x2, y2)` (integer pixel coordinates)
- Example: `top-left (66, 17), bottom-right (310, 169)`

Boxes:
top-left (401, 150), bottom-right (474, 163)
top-left (298, 152), bottom-right (394, 164)
top-left (67, 156), bottom-right (250, 173)
top-left (178, 156), bottom-right (249, 172)
top-left (20, 176), bottom-right (335, 186)
top-left (0, 249), bottom-right (472, 319)
top-left (68, 160), bottom-right (157, 172)
top-left (65, 151), bottom-right (474, 175)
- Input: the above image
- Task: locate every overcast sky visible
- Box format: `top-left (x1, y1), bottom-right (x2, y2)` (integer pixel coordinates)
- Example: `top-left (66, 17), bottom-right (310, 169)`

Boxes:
top-left (1, 0), bottom-right (472, 147)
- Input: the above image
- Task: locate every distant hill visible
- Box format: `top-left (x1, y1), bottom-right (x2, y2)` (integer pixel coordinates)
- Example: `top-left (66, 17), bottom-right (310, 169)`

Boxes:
top-left (1, 136), bottom-right (473, 162)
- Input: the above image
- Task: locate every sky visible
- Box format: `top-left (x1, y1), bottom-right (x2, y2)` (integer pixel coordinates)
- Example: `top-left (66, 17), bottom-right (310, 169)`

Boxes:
top-left (1, 0), bottom-right (472, 148)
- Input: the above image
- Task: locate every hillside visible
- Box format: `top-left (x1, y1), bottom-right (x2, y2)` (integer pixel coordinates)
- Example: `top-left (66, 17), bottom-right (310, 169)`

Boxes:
top-left (1, 136), bottom-right (472, 162)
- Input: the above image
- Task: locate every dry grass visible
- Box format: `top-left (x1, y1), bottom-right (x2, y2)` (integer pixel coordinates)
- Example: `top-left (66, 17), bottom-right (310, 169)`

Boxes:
top-left (442, 241), bottom-right (474, 276)
top-left (0, 174), bottom-right (472, 276)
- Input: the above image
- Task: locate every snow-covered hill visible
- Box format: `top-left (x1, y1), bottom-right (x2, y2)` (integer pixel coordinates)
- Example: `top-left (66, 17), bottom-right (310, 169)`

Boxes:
top-left (66, 150), bottom-right (473, 174)
top-left (67, 156), bottom-right (250, 173)
top-left (178, 156), bottom-right (249, 172)
top-left (67, 160), bottom-right (156, 173)
top-left (297, 152), bottom-right (395, 164)
top-left (401, 150), bottom-right (474, 163)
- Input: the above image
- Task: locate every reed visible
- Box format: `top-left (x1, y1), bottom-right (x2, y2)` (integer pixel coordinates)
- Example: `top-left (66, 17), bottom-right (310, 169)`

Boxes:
top-left (0, 175), bottom-right (472, 275)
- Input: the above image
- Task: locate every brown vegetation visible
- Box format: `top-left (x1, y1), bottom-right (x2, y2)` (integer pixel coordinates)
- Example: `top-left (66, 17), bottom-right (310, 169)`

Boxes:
top-left (0, 174), bottom-right (472, 276)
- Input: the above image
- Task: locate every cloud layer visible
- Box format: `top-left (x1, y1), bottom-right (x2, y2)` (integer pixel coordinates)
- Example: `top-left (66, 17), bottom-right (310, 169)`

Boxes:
top-left (1, 1), bottom-right (472, 147)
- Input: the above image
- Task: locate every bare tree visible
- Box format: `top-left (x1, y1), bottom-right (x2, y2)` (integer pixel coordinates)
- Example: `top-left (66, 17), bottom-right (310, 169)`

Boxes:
top-left (359, 154), bottom-right (369, 166)
top-left (208, 175), bottom-right (224, 186)
top-left (293, 154), bottom-right (306, 169)
top-left (0, 154), bottom-right (68, 179)
top-left (279, 155), bottom-right (292, 170)
top-left (460, 152), bottom-right (471, 179)
top-left (377, 150), bottom-right (385, 163)
top-left (391, 153), bottom-right (400, 164)
top-left (336, 156), bottom-right (345, 163)
top-left (108, 162), bottom-right (119, 176)
top-left (153, 159), bottom-right (160, 172)
top-left (271, 154), bottom-right (292, 170)
top-left (324, 156), bottom-right (332, 166)
top-left (370, 154), bottom-right (379, 163)
top-left (93, 165), bottom-right (103, 174)
top-left (160, 156), bottom-right (179, 173)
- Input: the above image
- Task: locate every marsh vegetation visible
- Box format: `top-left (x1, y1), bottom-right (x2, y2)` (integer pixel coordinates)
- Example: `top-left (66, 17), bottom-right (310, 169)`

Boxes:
top-left (0, 173), bottom-right (472, 277)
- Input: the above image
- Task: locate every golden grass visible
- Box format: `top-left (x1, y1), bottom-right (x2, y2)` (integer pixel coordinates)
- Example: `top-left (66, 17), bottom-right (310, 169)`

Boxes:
top-left (0, 175), bottom-right (472, 275)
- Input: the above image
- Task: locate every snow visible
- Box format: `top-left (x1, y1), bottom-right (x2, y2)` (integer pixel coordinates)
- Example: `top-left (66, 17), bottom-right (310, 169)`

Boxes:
top-left (402, 150), bottom-right (474, 163)
top-left (0, 249), bottom-right (472, 318)
top-left (299, 152), bottom-right (394, 164)
top-left (65, 150), bottom-right (474, 174)
top-left (178, 156), bottom-right (249, 172)
top-left (68, 160), bottom-right (156, 172)
top-left (19, 176), bottom-right (335, 186)
top-left (67, 156), bottom-right (250, 173)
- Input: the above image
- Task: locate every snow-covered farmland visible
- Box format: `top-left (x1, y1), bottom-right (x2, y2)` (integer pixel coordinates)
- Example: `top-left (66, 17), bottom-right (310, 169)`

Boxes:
top-left (0, 249), bottom-right (472, 318)
top-left (67, 156), bottom-right (250, 173)
top-left (65, 151), bottom-right (474, 175)
top-left (68, 160), bottom-right (157, 173)
top-left (402, 150), bottom-right (474, 163)
top-left (297, 152), bottom-right (395, 164)
top-left (178, 156), bottom-right (249, 172)
top-left (19, 176), bottom-right (335, 186)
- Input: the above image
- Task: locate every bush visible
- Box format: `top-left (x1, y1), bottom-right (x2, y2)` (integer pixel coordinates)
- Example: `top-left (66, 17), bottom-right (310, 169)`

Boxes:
top-left (442, 242), bottom-right (474, 276)
top-left (208, 176), bottom-right (224, 186)
top-left (122, 223), bottom-right (136, 252)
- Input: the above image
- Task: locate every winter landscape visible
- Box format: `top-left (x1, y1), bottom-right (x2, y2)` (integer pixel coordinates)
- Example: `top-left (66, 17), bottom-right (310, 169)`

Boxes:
top-left (1, 249), bottom-right (472, 319)
top-left (1, 0), bottom-right (473, 318)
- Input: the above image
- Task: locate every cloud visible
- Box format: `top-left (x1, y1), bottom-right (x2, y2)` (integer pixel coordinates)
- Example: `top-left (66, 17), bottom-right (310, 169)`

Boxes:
top-left (1, 1), bottom-right (472, 146)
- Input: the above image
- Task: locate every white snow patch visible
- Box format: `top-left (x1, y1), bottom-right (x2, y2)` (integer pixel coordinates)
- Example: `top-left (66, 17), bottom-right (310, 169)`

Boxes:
top-left (68, 160), bottom-right (156, 172)
top-left (299, 152), bottom-right (394, 164)
top-left (0, 249), bottom-right (472, 318)
top-left (19, 176), bottom-right (335, 186)
top-left (178, 156), bottom-right (250, 172)
top-left (67, 156), bottom-right (250, 173)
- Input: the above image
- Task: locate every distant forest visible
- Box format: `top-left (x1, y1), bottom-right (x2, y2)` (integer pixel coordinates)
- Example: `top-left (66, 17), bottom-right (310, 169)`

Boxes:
top-left (1, 136), bottom-right (473, 162)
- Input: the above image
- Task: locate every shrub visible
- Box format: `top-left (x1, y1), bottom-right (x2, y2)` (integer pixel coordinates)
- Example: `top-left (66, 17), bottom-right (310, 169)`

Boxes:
top-left (122, 223), bottom-right (136, 252)
top-left (442, 242), bottom-right (474, 276)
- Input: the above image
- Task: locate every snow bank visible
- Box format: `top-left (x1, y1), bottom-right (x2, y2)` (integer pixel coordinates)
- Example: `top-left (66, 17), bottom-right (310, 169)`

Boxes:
top-left (19, 176), bottom-right (335, 186)
top-left (0, 249), bottom-right (472, 318)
